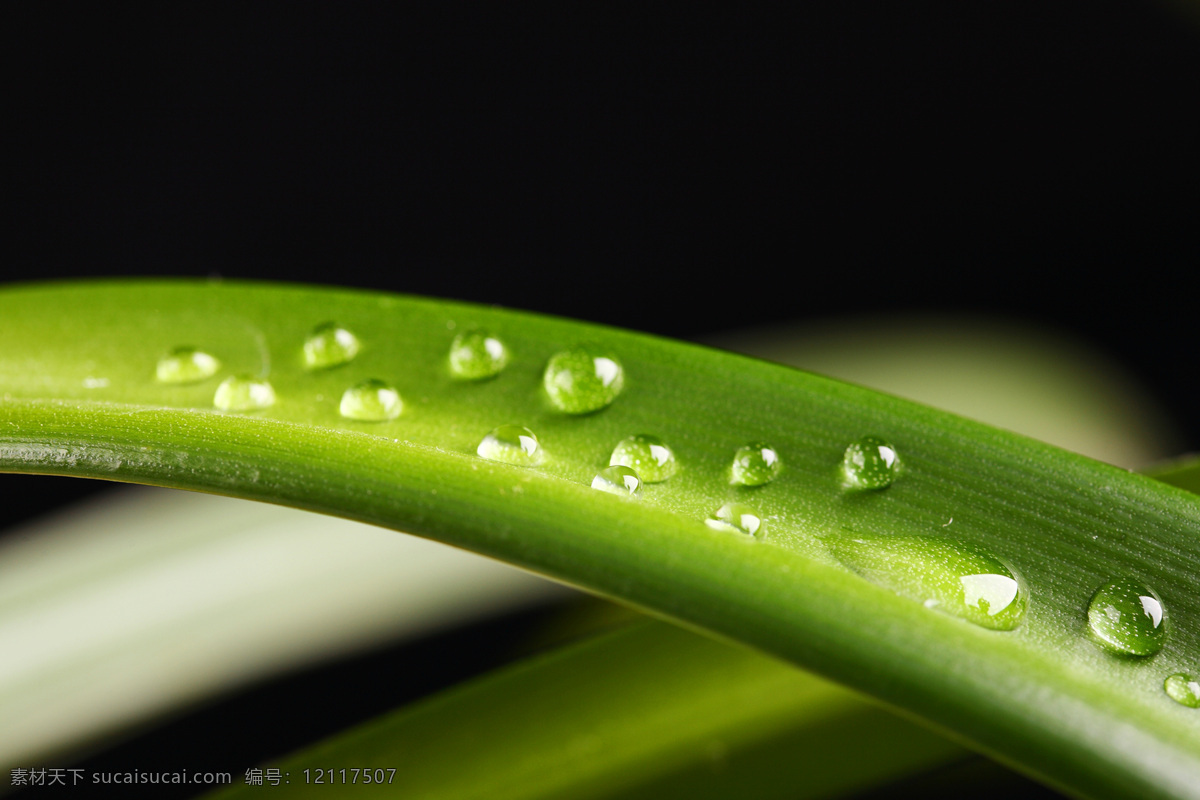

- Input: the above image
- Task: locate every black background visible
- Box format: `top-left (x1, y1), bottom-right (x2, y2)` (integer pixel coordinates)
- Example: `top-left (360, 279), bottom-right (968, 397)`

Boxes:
top-left (5, 2), bottom-right (1200, 796)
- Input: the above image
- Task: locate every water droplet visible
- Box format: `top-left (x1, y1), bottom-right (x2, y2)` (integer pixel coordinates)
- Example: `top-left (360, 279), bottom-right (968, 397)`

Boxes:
top-left (731, 442), bottom-right (782, 487)
top-left (339, 379), bottom-right (402, 421)
top-left (477, 425), bottom-right (541, 466)
top-left (609, 435), bottom-right (677, 482)
top-left (543, 346), bottom-right (624, 414)
top-left (213, 375), bottom-right (276, 412)
top-left (592, 465), bottom-right (641, 496)
top-left (1164, 674), bottom-right (1200, 708)
top-left (829, 534), bottom-right (1026, 630)
top-left (1087, 579), bottom-right (1166, 656)
top-left (303, 323), bottom-right (360, 370)
top-left (156, 347), bottom-right (220, 384)
top-left (705, 503), bottom-right (764, 537)
top-left (449, 329), bottom-right (509, 379)
top-left (842, 435), bottom-right (899, 490)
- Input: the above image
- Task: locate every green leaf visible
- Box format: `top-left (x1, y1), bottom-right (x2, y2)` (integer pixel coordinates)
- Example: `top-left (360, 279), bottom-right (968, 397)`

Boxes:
top-left (205, 620), bottom-right (965, 800)
top-left (1144, 455), bottom-right (1200, 495)
top-left (195, 425), bottom-right (1200, 800)
top-left (2, 280), bottom-right (1199, 799)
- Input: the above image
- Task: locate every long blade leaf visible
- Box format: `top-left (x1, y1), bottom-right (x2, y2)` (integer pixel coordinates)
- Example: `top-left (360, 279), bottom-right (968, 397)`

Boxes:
top-left (2, 280), bottom-right (1198, 799)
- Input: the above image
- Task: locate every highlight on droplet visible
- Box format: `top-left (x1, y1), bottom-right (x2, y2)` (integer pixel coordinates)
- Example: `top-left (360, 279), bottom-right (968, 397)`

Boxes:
top-left (609, 434), bottom-right (676, 483)
top-left (828, 533), bottom-right (1026, 630)
top-left (592, 465), bottom-right (641, 496)
top-left (339, 379), bottom-right (402, 421)
top-left (303, 322), bottom-right (361, 370)
top-left (156, 347), bottom-right (220, 384)
top-left (477, 425), bottom-right (542, 466)
top-left (543, 345), bottom-right (624, 414)
top-left (213, 375), bottom-right (276, 412)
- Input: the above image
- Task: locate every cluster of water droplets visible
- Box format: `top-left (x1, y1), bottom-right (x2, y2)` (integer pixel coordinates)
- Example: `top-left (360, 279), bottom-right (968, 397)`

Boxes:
top-left (151, 319), bottom-right (1198, 710)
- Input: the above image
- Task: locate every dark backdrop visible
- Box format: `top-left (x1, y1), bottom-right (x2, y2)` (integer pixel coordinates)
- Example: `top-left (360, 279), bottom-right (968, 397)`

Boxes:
top-left (9, 2), bottom-right (1200, 436)
top-left (5, 3), bottom-right (1200, 795)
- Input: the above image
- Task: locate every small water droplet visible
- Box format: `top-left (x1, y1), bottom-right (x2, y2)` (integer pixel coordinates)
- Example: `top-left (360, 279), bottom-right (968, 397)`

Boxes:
top-left (477, 425), bottom-right (541, 466)
top-left (829, 534), bottom-right (1026, 630)
top-left (543, 346), bottom-right (624, 414)
top-left (592, 465), bottom-right (641, 496)
top-left (731, 442), bottom-right (782, 487)
top-left (842, 435), bottom-right (899, 490)
top-left (214, 375), bottom-right (276, 412)
top-left (609, 435), bottom-right (676, 482)
top-left (339, 379), bottom-right (402, 421)
top-left (705, 503), bottom-right (764, 537)
top-left (1164, 674), bottom-right (1200, 708)
top-left (303, 322), bottom-right (360, 370)
top-left (1087, 579), bottom-right (1166, 656)
top-left (449, 329), bottom-right (509, 379)
top-left (156, 347), bottom-right (220, 384)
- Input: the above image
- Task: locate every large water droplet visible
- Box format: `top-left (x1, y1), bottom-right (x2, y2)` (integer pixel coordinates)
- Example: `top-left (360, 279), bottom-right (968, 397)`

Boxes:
top-left (609, 435), bottom-right (676, 483)
top-left (1164, 674), bottom-right (1200, 708)
top-left (303, 322), bottom-right (361, 370)
top-left (449, 329), bottom-right (509, 380)
top-left (477, 425), bottom-right (541, 466)
top-left (1087, 579), bottom-right (1166, 656)
top-left (842, 436), bottom-right (899, 490)
top-left (592, 465), bottom-right (641, 496)
top-left (731, 442), bottom-right (781, 487)
top-left (214, 375), bottom-right (276, 412)
top-left (156, 347), bottom-right (220, 384)
top-left (705, 503), bottom-right (764, 537)
top-left (830, 534), bottom-right (1026, 630)
top-left (543, 346), bottom-right (624, 414)
top-left (339, 379), bottom-right (402, 421)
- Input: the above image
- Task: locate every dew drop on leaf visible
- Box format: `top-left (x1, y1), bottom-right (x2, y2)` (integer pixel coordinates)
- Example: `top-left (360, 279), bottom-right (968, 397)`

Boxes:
top-left (842, 435), bottom-right (899, 490)
top-left (303, 322), bottom-right (361, 370)
top-left (609, 435), bottom-right (676, 483)
top-left (591, 465), bottom-right (641, 496)
top-left (156, 347), bottom-right (220, 384)
top-left (705, 503), bottom-right (764, 537)
top-left (1087, 578), bottom-right (1166, 657)
top-left (449, 329), bottom-right (509, 380)
top-left (731, 442), bottom-right (782, 487)
top-left (339, 379), bottom-right (402, 421)
top-left (543, 346), bottom-right (623, 414)
top-left (1164, 674), bottom-right (1200, 708)
top-left (829, 534), bottom-right (1026, 630)
top-left (214, 375), bottom-right (276, 412)
top-left (477, 425), bottom-right (541, 466)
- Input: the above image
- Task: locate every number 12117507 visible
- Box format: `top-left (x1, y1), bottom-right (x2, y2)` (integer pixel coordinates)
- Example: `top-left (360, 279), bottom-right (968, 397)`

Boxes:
top-left (303, 768), bottom-right (396, 784)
